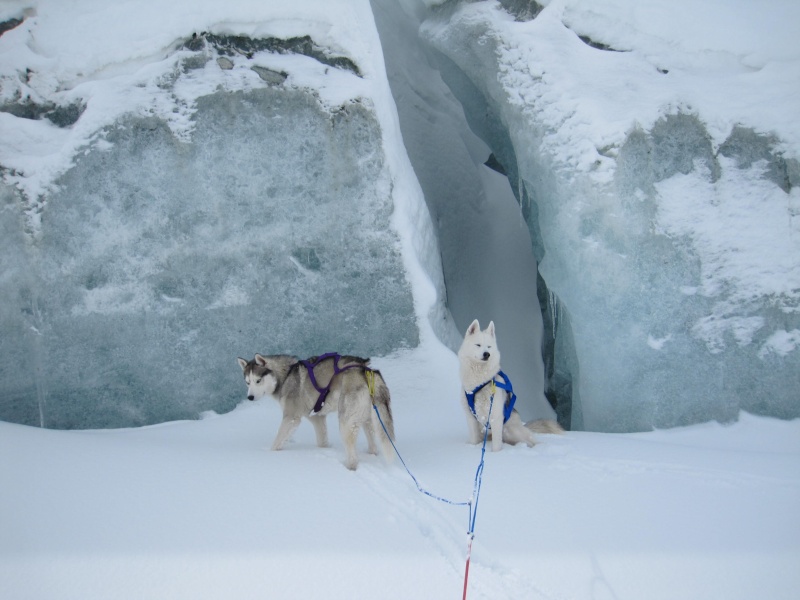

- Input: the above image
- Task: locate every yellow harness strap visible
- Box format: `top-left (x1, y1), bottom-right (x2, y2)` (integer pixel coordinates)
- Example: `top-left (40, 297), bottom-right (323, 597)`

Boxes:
top-left (365, 369), bottom-right (376, 398)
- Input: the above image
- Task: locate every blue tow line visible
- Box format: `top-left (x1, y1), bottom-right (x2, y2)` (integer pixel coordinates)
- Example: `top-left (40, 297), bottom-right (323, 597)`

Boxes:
top-left (371, 394), bottom-right (494, 538)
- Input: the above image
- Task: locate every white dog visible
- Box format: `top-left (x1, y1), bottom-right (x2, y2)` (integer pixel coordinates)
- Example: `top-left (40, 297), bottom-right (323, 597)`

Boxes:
top-left (458, 319), bottom-right (563, 451)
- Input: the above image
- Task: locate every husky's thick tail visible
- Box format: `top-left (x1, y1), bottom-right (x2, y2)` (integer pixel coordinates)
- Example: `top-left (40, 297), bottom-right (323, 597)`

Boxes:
top-left (525, 419), bottom-right (564, 434)
top-left (369, 371), bottom-right (395, 462)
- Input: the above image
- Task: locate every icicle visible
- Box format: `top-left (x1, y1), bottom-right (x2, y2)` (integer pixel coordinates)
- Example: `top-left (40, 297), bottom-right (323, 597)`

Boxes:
top-left (31, 296), bottom-right (47, 428)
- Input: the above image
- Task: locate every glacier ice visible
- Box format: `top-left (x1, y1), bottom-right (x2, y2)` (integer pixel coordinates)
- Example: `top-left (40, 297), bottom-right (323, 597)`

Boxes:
top-left (420, 1), bottom-right (800, 431)
top-left (370, 0), bottom-right (556, 423)
top-left (0, 48), bottom-right (418, 428)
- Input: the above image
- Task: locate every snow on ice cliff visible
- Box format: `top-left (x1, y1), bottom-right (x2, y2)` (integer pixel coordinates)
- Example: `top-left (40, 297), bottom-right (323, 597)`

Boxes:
top-left (0, 0), bottom-right (798, 431)
top-left (0, 0), bottom-right (448, 428)
top-left (416, 0), bottom-right (800, 430)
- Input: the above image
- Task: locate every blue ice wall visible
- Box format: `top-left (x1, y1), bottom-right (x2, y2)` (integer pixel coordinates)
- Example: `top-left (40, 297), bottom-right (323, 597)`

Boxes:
top-left (421, 1), bottom-right (800, 431)
top-left (0, 87), bottom-right (417, 428)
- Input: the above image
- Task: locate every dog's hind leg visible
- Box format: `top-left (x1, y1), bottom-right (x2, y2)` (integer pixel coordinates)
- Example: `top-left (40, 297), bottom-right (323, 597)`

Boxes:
top-left (362, 417), bottom-right (379, 455)
top-left (271, 417), bottom-right (301, 451)
top-left (339, 420), bottom-right (360, 470)
top-left (370, 379), bottom-right (395, 463)
top-left (504, 413), bottom-right (537, 447)
top-left (308, 414), bottom-right (330, 448)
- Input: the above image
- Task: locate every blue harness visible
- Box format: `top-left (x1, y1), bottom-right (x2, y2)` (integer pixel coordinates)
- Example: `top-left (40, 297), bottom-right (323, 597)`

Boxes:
top-left (299, 353), bottom-right (369, 414)
top-left (465, 370), bottom-right (516, 425)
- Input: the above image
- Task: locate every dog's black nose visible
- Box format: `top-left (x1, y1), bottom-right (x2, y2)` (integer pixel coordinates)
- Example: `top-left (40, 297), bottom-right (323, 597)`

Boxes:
top-left (482, 351), bottom-right (490, 360)
top-left (247, 395), bottom-right (254, 401)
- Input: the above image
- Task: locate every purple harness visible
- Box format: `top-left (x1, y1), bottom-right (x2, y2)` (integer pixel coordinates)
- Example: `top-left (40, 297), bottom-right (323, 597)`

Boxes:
top-left (300, 353), bottom-right (368, 414)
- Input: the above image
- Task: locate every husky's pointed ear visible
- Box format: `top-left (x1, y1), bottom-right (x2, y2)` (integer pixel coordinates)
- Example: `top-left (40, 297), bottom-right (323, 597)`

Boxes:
top-left (237, 357), bottom-right (248, 371)
top-left (486, 321), bottom-right (496, 337)
top-left (254, 353), bottom-right (268, 366)
top-left (467, 319), bottom-right (480, 336)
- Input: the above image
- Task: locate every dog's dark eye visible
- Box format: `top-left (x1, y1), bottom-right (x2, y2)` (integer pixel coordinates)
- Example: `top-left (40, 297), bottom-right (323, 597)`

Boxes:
top-left (256, 378), bottom-right (262, 384)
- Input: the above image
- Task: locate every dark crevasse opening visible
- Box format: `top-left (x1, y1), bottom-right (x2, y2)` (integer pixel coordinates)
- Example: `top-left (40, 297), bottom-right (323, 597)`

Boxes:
top-left (370, 0), bottom-right (572, 427)
top-left (373, 0), bottom-right (800, 433)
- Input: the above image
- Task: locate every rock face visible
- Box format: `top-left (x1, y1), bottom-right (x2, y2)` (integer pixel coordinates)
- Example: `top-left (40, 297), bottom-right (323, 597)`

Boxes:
top-left (0, 38), bottom-right (417, 429)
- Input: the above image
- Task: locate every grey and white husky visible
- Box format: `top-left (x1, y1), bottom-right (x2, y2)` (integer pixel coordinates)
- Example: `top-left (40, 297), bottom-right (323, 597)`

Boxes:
top-left (237, 353), bottom-right (395, 470)
top-left (458, 319), bottom-right (563, 451)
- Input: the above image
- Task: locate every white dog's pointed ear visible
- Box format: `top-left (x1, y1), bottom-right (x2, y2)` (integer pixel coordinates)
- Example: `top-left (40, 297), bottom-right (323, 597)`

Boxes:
top-left (254, 353), bottom-right (268, 366)
top-left (237, 357), bottom-right (248, 371)
top-left (486, 321), bottom-right (495, 337)
top-left (467, 319), bottom-right (480, 335)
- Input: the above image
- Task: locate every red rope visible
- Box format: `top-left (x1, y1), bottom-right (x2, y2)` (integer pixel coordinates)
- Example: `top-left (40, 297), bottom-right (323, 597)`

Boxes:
top-left (462, 534), bottom-right (474, 600)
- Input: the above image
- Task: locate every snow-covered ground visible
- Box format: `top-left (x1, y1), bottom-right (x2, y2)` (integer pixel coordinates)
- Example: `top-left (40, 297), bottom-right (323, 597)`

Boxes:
top-left (2, 338), bottom-right (799, 600)
top-left (2, 1), bottom-right (799, 597)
